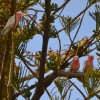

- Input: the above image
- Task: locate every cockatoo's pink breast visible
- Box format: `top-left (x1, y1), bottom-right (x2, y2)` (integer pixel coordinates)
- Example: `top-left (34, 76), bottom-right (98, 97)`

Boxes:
top-left (83, 60), bottom-right (93, 72)
top-left (15, 11), bottom-right (24, 27)
top-left (83, 55), bottom-right (94, 72)
top-left (1, 11), bottom-right (24, 36)
top-left (70, 60), bottom-right (80, 72)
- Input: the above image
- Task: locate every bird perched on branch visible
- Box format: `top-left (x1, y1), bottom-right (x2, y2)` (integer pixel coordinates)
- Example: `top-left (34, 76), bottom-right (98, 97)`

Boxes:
top-left (82, 55), bottom-right (94, 72)
top-left (69, 55), bottom-right (80, 72)
top-left (0, 11), bottom-right (25, 36)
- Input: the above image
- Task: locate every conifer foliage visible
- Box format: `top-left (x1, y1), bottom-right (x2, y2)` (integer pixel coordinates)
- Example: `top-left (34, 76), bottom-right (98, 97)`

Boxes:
top-left (0, 0), bottom-right (100, 100)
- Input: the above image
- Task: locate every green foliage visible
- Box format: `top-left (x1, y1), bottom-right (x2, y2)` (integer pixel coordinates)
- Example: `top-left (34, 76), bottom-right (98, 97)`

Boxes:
top-left (12, 64), bottom-right (27, 89)
top-left (0, 0), bottom-right (39, 19)
top-left (40, 14), bottom-right (55, 23)
top-left (21, 88), bottom-right (32, 99)
top-left (88, 0), bottom-right (100, 5)
top-left (50, 3), bottom-right (58, 11)
top-left (41, 2), bottom-right (58, 11)
top-left (49, 25), bottom-right (58, 38)
top-left (59, 16), bottom-right (80, 36)
top-left (14, 15), bottom-right (41, 54)
top-left (0, 10), bottom-right (10, 19)
top-left (71, 37), bottom-right (92, 56)
top-left (54, 77), bottom-right (71, 99)
top-left (12, 64), bottom-right (32, 99)
top-left (95, 40), bottom-right (100, 53)
top-left (0, 0), bottom-right (100, 100)
top-left (51, 95), bottom-right (61, 100)
top-left (83, 68), bottom-right (100, 96)
top-left (33, 51), bottom-right (41, 67)
top-left (46, 53), bottom-right (59, 70)
top-left (40, 14), bottom-right (57, 38)
top-left (89, 4), bottom-right (100, 53)
top-left (89, 4), bottom-right (100, 30)
top-left (16, 0), bottom-right (39, 11)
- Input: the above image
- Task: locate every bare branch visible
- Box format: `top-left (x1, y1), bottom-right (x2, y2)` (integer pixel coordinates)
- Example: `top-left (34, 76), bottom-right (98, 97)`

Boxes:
top-left (57, 34), bottom-right (61, 66)
top-left (18, 53), bottom-right (38, 78)
top-left (56, 4), bottom-right (92, 34)
top-left (26, 8), bottom-right (45, 12)
top-left (14, 71), bottom-right (86, 99)
top-left (68, 89), bottom-right (73, 100)
top-left (32, 0), bottom-right (51, 99)
top-left (68, 79), bottom-right (86, 99)
top-left (57, 70), bottom-right (84, 78)
top-left (85, 90), bottom-right (100, 100)
top-left (53, 0), bottom-right (70, 15)
top-left (7, 30), bottom-right (15, 100)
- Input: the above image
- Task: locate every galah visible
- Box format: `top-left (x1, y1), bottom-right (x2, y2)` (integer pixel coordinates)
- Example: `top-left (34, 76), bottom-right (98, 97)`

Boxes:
top-left (1, 11), bottom-right (24, 36)
top-left (69, 55), bottom-right (80, 72)
top-left (82, 55), bottom-right (94, 72)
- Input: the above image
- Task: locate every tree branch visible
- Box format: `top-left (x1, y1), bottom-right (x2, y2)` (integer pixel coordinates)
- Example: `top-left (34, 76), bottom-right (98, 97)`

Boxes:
top-left (68, 79), bottom-right (86, 99)
top-left (32, 0), bottom-right (51, 99)
top-left (53, 0), bottom-right (70, 15)
top-left (14, 70), bottom-right (86, 99)
top-left (7, 30), bottom-right (15, 100)
top-left (57, 70), bottom-right (84, 78)
top-left (56, 3), bottom-right (92, 34)
top-left (18, 52), bottom-right (38, 78)
top-left (0, 0), bottom-right (16, 99)
top-left (85, 90), bottom-right (100, 100)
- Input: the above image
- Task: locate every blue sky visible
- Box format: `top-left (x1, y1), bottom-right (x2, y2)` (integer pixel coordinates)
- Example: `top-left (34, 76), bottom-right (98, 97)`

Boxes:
top-left (17, 0), bottom-right (99, 100)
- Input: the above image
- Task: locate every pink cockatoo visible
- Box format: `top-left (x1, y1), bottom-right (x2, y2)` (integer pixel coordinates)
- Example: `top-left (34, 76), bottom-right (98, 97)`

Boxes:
top-left (69, 55), bottom-right (80, 72)
top-left (82, 55), bottom-right (94, 72)
top-left (1, 11), bottom-right (24, 36)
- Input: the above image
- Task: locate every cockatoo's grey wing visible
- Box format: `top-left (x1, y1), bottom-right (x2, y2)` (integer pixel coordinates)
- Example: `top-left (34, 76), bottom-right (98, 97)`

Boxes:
top-left (1, 15), bottom-right (15, 36)
top-left (82, 60), bottom-right (87, 72)
top-left (92, 61), bottom-right (94, 68)
top-left (0, 24), bottom-right (14, 36)
top-left (3, 15), bottom-right (15, 30)
top-left (69, 62), bottom-right (72, 71)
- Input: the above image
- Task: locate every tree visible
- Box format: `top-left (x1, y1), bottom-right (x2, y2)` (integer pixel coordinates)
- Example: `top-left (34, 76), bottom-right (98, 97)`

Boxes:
top-left (0, 0), bottom-right (100, 100)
